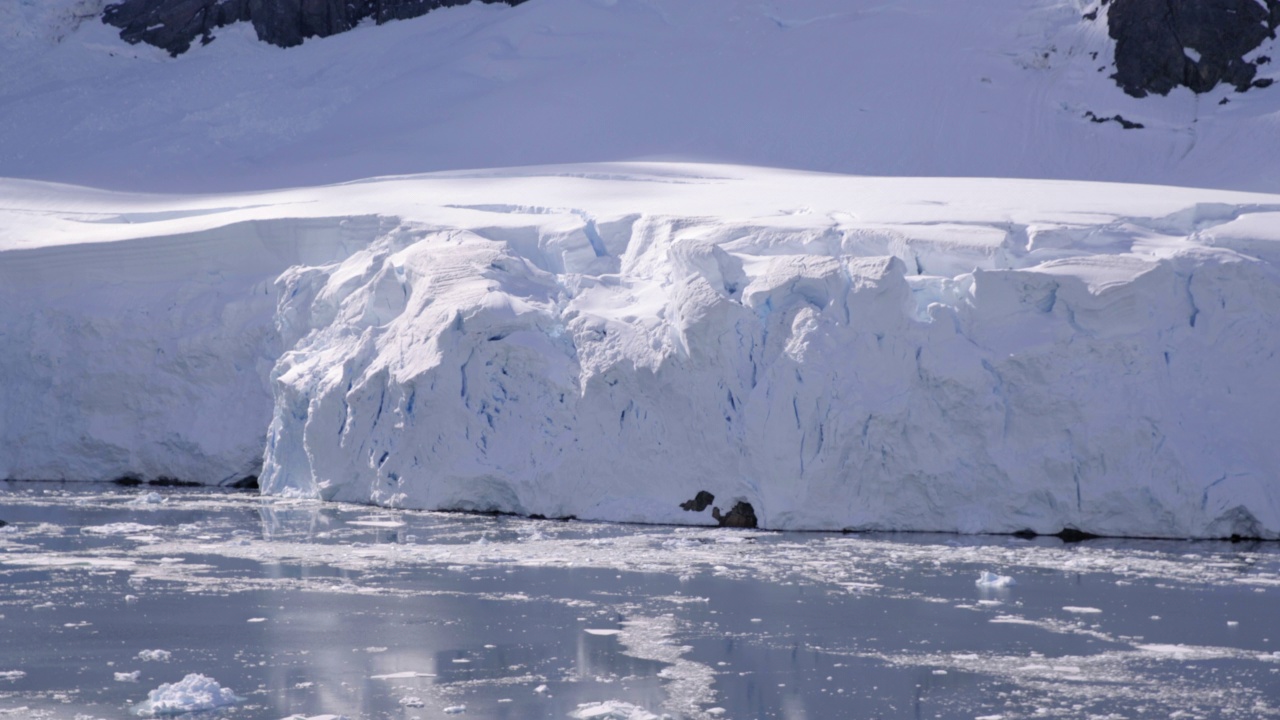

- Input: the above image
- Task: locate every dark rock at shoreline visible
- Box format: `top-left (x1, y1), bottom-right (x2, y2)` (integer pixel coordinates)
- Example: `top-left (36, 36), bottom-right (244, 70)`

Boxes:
top-left (226, 475), bottom-right (259, 490)
top-left (102, 0), bottom-right (530, 56)
top-left (680, 490), bottom-right (715, 512)
top-left (149, 476), bottom-right (201, 487)
top-left (1106, 0), bottom-right (1280, 97)
top-left (1054, 527), bottom-right (1101, 543)
top-left (712, 501), bottom-right (758, 529)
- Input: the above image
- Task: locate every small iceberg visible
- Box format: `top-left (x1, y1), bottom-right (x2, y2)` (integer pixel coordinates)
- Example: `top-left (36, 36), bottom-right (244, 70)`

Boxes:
top-left (133, 673), bottom-right (240, 716)
top-left (975, 571), bottom-right (1015, 588)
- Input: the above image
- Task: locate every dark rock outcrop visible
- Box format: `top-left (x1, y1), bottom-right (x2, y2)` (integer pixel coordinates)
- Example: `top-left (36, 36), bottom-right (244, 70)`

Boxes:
top-left (1054, 527), bottom-right (1101, 543)
top-left (680, 490), bottom-right (715, 513)
top-left (711, 501), bottom-right (758, 529)
top-left (226, 475), bottom-right (260, 490)
top-left (1083, 111), bottom-right (1143, 129)
top-left (103, 0), bottom-right (529, 56)
top-left (1106, 0), bottom-right (1280, 97)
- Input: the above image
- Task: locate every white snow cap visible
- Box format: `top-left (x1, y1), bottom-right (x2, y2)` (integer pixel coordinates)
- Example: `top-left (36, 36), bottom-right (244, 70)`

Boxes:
top-left (134, 673), bottom-right (241, 716)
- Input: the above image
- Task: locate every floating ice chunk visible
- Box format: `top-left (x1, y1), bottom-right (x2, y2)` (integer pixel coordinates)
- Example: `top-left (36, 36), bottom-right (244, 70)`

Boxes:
top-left (278, 715), bottom-right (350, 720)
top-left (975, 571), bottom-right (1015, 588)
top-left (370, 671), bottom-right (434, 680)
top-left (0, 671), bottom-right (24, 681)
top-left (137, 649), bottom-right (171, 662)
top-left (443, 706), bottom-right (466, 715)
top-left (247, 618), bottom-right (266, 623)
top-left (81, 523), bottom-right (159, 536)
top-left (347, 518), bottom-right (405, 528)
top-left (399, 697), bottom-right (425, 708)
top-left (134, 673), bottom-right (240, 716)
top-left (534, 684), bottom-right (548, 694)
top-left (1227, 620), bottom-right (1239, 627)
top-left (1062, 606), bottom-right (1102, 614)
top-left (570, 701), bottom-right (662, 720)
top-left (584, 629), bottom-right (622, 636)
top-left (129, 493), bottom-right (165, 506)
top-left (115, 671), bottom-right (141, 682)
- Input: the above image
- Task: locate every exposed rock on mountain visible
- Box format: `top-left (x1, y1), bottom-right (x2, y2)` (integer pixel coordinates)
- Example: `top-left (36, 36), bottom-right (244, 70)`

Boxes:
top-left (102, 0), bottom-right (527, 55)
top-left (1106, 0), bottom-right (1280, 97)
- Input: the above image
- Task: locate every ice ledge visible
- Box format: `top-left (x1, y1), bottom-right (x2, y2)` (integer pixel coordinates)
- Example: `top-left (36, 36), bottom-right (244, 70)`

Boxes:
top-left (2, 165), bottom-right (1278, 538)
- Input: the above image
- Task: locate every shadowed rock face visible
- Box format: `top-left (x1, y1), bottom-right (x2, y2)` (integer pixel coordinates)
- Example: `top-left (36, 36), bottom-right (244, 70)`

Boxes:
top-left (1107, 0), bottom-right (1280, 97)
top-left (102, 0), bottom-right (528, 56)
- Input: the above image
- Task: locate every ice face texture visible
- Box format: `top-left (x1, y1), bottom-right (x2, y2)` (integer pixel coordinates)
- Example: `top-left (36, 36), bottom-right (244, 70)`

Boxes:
top-left (3, 166), bottom-right (1278, 538)
top-left (136, 673), bottom-right (240, 716)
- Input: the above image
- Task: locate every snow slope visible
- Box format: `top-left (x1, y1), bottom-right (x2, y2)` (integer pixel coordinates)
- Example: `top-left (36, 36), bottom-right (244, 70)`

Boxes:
top-left (1, 0), bottom-right (1279, 193)
top-left (3, 163), bottom-right (1278, 537)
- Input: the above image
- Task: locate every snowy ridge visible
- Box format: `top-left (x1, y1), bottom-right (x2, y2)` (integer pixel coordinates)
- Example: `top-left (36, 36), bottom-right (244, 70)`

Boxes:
top-left (1, 0), bottom-right (1278, 193)
top-left (3, 163), bottom-right (1276, 537)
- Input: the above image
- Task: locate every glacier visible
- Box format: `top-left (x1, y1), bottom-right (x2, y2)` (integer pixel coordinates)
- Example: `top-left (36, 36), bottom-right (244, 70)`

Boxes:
top-left (3, 164), bottom-right (1278, 538)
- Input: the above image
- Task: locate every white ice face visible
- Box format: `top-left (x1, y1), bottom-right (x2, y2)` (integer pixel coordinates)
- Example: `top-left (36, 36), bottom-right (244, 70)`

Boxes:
top-left (249, 167), bottom-right (1280, 537)
top-left (3, 165), bottom-right (1279, 536)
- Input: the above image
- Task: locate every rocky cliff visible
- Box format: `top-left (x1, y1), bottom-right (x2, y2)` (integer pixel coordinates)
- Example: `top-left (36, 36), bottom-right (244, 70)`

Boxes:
top-left (1105, 0), bottom-right (1279, 97)
top-left (102, 0), bottom-right (527, 55)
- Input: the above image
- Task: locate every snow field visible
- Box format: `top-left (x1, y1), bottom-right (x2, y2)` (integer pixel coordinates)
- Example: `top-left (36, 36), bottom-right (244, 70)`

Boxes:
top-left (1, 0), bottom-right (1278, 194)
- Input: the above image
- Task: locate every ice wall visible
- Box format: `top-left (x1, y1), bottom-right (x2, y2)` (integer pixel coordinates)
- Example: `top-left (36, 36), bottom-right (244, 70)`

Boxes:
top-left (3, 166), bottom-right (1278, 537)
top-left (0, 211), bottom-right (388, 484)
top-left (256, 175), bottom-right (1280, 538)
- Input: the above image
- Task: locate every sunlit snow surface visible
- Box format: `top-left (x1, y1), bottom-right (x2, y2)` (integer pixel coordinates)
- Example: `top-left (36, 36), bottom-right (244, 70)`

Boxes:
top-left (1, 485), bottom-right (1279, 719)
top-left (1, 0), bottom-right (1278, 193)
top-left (2, 163), bottom-right (1277, 536)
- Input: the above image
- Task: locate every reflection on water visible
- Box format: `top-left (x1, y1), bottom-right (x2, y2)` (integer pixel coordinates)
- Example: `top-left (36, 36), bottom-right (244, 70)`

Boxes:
top-left (1, 483), bottom-right (1279, 719)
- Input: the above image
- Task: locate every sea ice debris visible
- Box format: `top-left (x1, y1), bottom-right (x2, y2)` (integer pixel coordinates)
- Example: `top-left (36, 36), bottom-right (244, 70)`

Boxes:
top-left (570, 701), bottom-right (662, 720)
top-left (976, 571), bottom-right (1015, 588)
top-left (134, 673), bottom-right (240, 716)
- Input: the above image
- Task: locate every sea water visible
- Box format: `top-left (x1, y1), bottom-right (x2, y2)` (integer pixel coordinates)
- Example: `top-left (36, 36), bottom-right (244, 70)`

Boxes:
top-left (1, 484), bottom-right (1277, 719)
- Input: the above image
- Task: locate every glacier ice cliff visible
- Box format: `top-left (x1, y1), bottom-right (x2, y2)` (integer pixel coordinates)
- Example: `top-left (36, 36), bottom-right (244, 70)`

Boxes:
top-left (2, 165), bottom-right (1278, 537)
